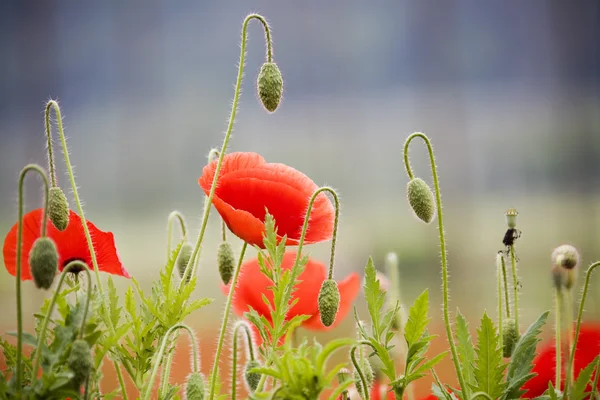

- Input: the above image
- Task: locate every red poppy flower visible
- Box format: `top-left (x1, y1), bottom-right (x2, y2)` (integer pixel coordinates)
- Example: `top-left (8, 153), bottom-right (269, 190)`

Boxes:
top-left (370, 381), bottom-right (396, 400)
top-left (522, 322), bottom-right (600, 398)
top-left (222, 251), bottom-right (360, 341)
top-left (199, 152), bottom-right (334, 248)
top-left (3, 208), bottom-right (130, 280)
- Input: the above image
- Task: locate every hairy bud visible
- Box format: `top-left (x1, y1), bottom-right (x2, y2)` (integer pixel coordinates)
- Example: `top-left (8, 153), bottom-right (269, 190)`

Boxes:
top-left (552, 244), bottom-right (580, 271)
top-left (29, 237), bottom-right (58, 289)
top-left (185, 372), bottom-right (206, 400)
top-left (318, 279), bottom-right (340, 327)
top-left (244, 359), bottom-right (262, 393)
top-left (407, 178), bottom-right (436, 224)
top-left (257, 62), bottom-right (283, 112)
top-left (176, 243), bottom-right (194, 283)
top-left (354, 356), bottom-right (374, 398)
top-left (47, 187), bottom-right (70, 231)
top-left (68, 340), bottom-right (93, 388)
top-left (505, 208), bottom-right (518, 229)
top-left (502, 318), bottom-right (520, 358)
top-left (217, 241), bottom-right (235, 285)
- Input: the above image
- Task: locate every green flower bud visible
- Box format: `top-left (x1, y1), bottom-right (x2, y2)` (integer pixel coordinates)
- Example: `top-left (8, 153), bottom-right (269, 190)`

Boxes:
top-left (29, 237), bottom-right (58, 290)
top-left (47, 186), bottom-right (70, 231)
top-left (244, 359), bottom-right (262, 393)
top-left (217, 241), bottom-right (235, 285)
top-left (505, 208), bottom-right (518, 229)
top-left (68, 339), bottom-right (93, 388)
top-left (185, 372), bottom-right (206, 400)
top-left (177, 243), bottom-right (194, 283)
top-left (354, 356), bottom-right (374, 398)
top-left (257, 62), bottom-right (283, 112)
top-left (407, 178), bottom-right (436, 224)
top-left (337, 368), bottom-right (351, 400)
top-left (318, 279), bottom-right (340, 327)
top-left (502, 318), bottom-right (520, 358)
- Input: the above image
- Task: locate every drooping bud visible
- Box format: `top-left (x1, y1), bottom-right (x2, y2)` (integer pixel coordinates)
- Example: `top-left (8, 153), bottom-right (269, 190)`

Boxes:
top-left (257, 62), bottom-right (283, 112)
top-left (318, 279), bottom-right (340, 327)
top-left (502, 318), bottom-right (519, 358)
top-left (47, 186), bottom-right (70, 231)
top-left (29, 237), bottom-right (58, 289)
top-left (185, 372), bottom-right (206, 400)
top-left (217, 241), bottom-right (235, 285)
top-left (68, 339), bottom-right (93, 388)
top-left (244, 359), bottom-right (262, 393)
top-left (407, 178), bottom-right (435, 224)
top-left (354, 355), bottom-right (374, 398)
top-left (505, 208), bottom-right (518, 229)
top-left (552, 244), bottom-right (580, 290)
top-left (177, 243), bottom-right (194, 283)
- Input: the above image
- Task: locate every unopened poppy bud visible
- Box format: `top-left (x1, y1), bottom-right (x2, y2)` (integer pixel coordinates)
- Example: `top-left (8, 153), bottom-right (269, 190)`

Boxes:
top-left (257, 62), bottom-right (283, 112)
top-left (337, 368), bottom-right (351, 400)
top-left (354, 356), bottom-right (374, 398)
top-left (244, 359), bottom-right (262, 393)
top-left (68, 339), bottom-right (93, 387)
top-left (318, 279), bottom-right (340, 327)
top-left (505, 208), bottom-right (518, 229)
top-left (185, 372), bottom-right (206, 400)
top-left (407, 178), bottom-right (436, 224)
top-left (217, 241), bottom-right (235, 285)
top-left (177, 243), bottom-right (194, 283)
top-left (29, 237), bottom-right (58, 290)
top-left (551, 265), bottom-right (567, 290)
top-left (502, 318), bottom-right (519, 358)
top-left (47, 186), bottom-right (70, 231)
top-left (552, 244), bottom-right (580, 271)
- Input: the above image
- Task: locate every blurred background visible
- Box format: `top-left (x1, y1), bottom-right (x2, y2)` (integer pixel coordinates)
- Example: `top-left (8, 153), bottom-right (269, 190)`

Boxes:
top-left (1, 1), bottom-right (599, 397)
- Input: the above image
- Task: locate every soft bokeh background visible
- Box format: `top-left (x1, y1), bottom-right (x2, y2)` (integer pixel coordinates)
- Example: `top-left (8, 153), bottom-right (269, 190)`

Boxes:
top-left (1, 1), bottom-right (599, 397)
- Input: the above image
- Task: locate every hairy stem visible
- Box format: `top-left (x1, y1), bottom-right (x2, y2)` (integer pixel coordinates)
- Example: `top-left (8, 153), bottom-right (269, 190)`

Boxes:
top-left (555, 287), bottom-right (563, 390)
top-left (167, 210), bottom-right (187, 258)
top-left (231, 321), bottom-right (256, 399)
top-left (564, 287), bottom-right (575, 384)
top-left (500, 253), bottom-right (511, 318)
top-left (510, 244), bottom-right (520, 331)
top-left (497, 254), bottom-right (504, 351)
top-left (351, 345), bottom-right (370, 400)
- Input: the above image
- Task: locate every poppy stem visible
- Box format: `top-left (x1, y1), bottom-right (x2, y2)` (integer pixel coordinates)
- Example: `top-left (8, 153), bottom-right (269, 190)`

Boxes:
top-left (45, 99), bottom-right (130, 399)
top-left (562, 261), bottom-right (600, 399)
top-left (167, 210), bottom-right (187, 258)
top-left (497, 254), bottom-right (504, 352)
top-left (14, 164), bottom-right (50, 395)
top-left (509, 244), bottom-right (520, 333)
top-left (554, 286), bottom-right (563, 391)
top-left (144, 323), bottom-right (199, 400)
top-left (350, 344), bottom-right (370, 400)
top-left (31, 262), bottom-right (92, 384)
top-left (564, 287), bottom-right (575, 383)
top-left (179, 14), bottom-right (274, 287)
top-left (208, 241), bottom-right (248, 400)
top-left (403, 132), bottom-right (467, 398)
top-left (231, 320), bottom-right (256, 399)
top-left (44, 103), bottom-right (58, 187)
top-left (500, 253), bottom-right (511, 318)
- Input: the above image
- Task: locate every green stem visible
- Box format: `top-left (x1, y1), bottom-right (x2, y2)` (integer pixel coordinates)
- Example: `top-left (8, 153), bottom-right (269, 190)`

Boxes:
top-left (350, 345), bottom-right (370, 400)
top-left (500, 253), bottom-right (511, 318)
top-left (468, 392), bottom-right (493, 400)
top-left (208, 242), bottom-right (248, 400)
top-left (555, 287), bottom-right (563, 390)
top-left (325, 190), bottom-right (340, 280)
top-left (497, 254), bottom-right (504, 351)
top-left (403, 132), bottom-right (467, 398)
top-left (510, 244), bottom-right (520, 331)
top-left (564, 287), bottom-right (575, 384)
top-left (328, 380), bottom-right (354, 400)
top-left (167, 210), bottom-right (187, 258)
top-left (15, 164), bottom-right (49, 394)
top-left (32, 263), bottom-right (92, 384)
top-left (144, 323), bottom-right (199, 400)
top-left (179, 13), bottom-right (274, 288)
top-left (592, 358), bottom-right (600, 400)
top-left (563, 261), bottom-right (600, 399)
top-left (45, 99), bottom-right (130, 399)
top-left (231, 321), bottom-right (256, 399)
top-left (44, 105), bottom-right (58, 187)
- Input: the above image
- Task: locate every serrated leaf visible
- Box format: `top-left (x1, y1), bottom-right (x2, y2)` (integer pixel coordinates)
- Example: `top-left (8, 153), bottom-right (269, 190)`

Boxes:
top-left (473, 312), bottom-right (506, 399)
top-left (410, 351), bottom-right (448, 379)
top-left (571, 355), bottom-right (600, 400)
top-left (405, 289), bottom-right (430, 346)
top-left (6, 331), bottom-right (38, 348)
top-left (456, 310), bottom-right (477, 388)
top-left (364, 257), bottom-right (386, 338)
top-left (107, 276), bottom-right (121, 326)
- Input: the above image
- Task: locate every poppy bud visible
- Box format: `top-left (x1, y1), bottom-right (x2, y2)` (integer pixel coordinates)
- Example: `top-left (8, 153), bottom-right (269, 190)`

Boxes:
top-left (505, 208), bottom-right (518, 229)
top-left (318, 279), bottom-right (340, 327)
top-left (217, 241), bottom-right (235, 285)
top-left (407, 178), bottom-right (435, 224)
top-left (551, 244), bottom-right (580, 271)
top-left (502, 318), bottom-right (519, 358)
top-left (29, 237), bottom-right (58, 290)
top-left (244, 359), bottom-right (262, 393)
top-left (354, 356), bottom-right (374, 398)
top-left (551, 264), bottom-right (566, 290)
top-left (177, 243), bottom-right (194, 283)
top-left (185, 372), bottom-right (206, 400)
top-left (257, 62), bottom-right (283, 112)
top-left (68, 339), bottom-right (93, 388)
top-left (337, 368), bottom-right (351, 400)
top-left (47, 186), bottom-right (70, 231)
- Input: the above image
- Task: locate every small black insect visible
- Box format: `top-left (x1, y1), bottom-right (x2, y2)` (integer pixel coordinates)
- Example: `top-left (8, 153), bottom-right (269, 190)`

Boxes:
top-left (502, 228), bottom-right (521, 260)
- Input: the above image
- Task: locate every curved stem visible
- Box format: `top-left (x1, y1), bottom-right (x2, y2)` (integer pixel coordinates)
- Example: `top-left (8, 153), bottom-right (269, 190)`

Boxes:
top-left (563, 261), bottom-right (600, 398)
top-left (167, 210), bottom-right (187, 258)
top-left (208, 242), bottom-right (248, 400)
top-left (350, 345), bottom-right (370, 400)
top-left (500, 253), bottom-right (511, 318)
top-left (564, 287), bottom-right (575, 383)
top-left (15, 164), bottom-right (49, 394)
top-left (44, 104), bottom-right (58, 187)
top-left (179, 13), bottom-right (274, 288)
top-left (403, 132), bottom-right (467, 397)
top-left (510, 244), bottom-right (520, 331)
top-left (231, 321), bottom-right (256, 399)
top-left (328, 380), bottom-right (354, 400)
top-left (555, 288), bottom-right (563, 390)
top-left (32, 262), bottom-right (92, 383)
top-left (144, 323), bottom-right (199, 400)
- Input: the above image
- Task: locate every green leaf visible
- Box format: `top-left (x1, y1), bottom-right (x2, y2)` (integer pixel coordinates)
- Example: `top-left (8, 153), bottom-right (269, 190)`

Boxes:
top-left (571, 355), bottom-right (600, 400)
top-left (107, 276), bottom-right (121, 327)
top-left (473, 312), bottom-right (506, 399)
top-left (456, 310), bottom-right (477, 388)
top-left (404, 289), bottom-right (430, 346)
top-left (505, 311), bottom-right (549, 399)
top-left (363, 257), bottom-right (386, 339)
top-left (6, 331), bottom-right (38, 348)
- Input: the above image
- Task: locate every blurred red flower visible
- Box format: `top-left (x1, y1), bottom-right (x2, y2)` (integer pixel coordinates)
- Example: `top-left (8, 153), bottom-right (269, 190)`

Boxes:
top-left (199, 152), bottom-right (334, 248)
top-left (3, 208), bottom-right (129, 280)
top-left (222, 251), bottom-right (359, 341)
top-left (522, 322), bottom-right (600, 397)
top-left (370, 381), bottom-right (396, 399)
